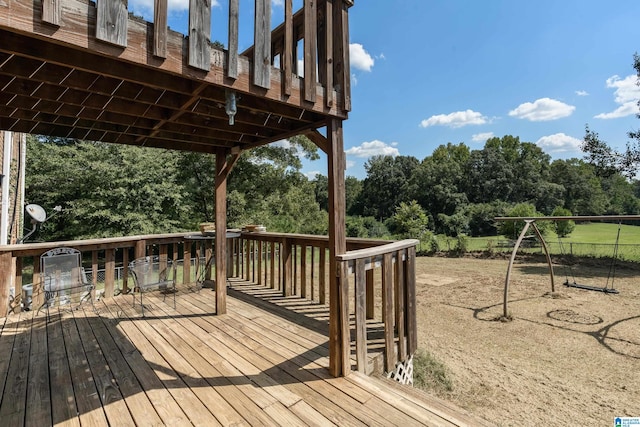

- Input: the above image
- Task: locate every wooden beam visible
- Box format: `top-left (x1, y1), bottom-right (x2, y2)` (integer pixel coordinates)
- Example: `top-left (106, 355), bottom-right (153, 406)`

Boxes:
top-left (323, 0), bottom-right (334, 107)
top-left (227, 0), bottom-right (239, 79)
top-left (215, 147), bottom-right (228, 314)
top-left (303, 0), bottom-right (317, 102)
top-left (305, 129), bottom-right (328, 154)
top-left (189, 0), bottom-right (212, 71)
top-left (327, 118), bottom-right (348, 377)
top-left (96, 0), bottom-right (128, 47)
top-left (254, 0), bottom-right (272, 89)
top-left (153, 0), bottom-right (168, 58)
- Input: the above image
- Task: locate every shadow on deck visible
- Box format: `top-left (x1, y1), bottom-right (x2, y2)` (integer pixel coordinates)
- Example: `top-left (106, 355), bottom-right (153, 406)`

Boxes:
top-left (0, 280), bottom-right (489, 426)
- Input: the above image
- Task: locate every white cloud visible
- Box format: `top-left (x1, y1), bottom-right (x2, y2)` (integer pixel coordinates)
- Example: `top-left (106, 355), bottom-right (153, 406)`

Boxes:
top-left (129, 0), bottom-right (216, 16)
top-left (345, 140), bottom-right (400, 158)
top-left (595, 74), bottom-right (640, 119)
top-left (349, 43), bottom-right (374, 72)
top-left (346, 160), bottom-right (355, 169)
top-left (304, 170), bottom-right (322, 179)
top-left (508, 98), bottom-right (575, 122)
top-left (575, 90), bottom-right (589, 96)
top-left (377, 53), bottom-right (386, 60)
top-left (420, 110), bottom-right (488, 128)
top-left (472, 132), bottom-right (495, 142)
top-left (535, 133), bottom-right (582, 153)
top-left (272, 0), bottom-right (284, 6)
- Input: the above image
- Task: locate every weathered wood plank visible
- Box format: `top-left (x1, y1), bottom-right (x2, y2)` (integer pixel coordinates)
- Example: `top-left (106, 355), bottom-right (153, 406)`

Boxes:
top-left (333, 0), bottom-right (351, 111)
top-left (253, 0), bottom-right (272, 89)
top-left (283, 0), bottom-right (293, 95)
top-left (153, 0), bottom-right (168, 58)
top-left (74, 313), bottom-right (136, 426)
top-left (42, 0), bottom-right (61, 26)
top-left (227, 0), bottom-right (239, 78)
top-left (319, 246), bottom-right (326, 304)
top-left (406, 245), bottom-right (418, 354)
top-left (303, 0), bottom-right (317, 102)
top-left (47, 313), bottom-right (81, 427)
top-left (382, 252), bottom-right (396, 373)
top-left (257, 240), bottom-right (263, 286)
top-left (96, 0), bottom-right (128, 47)
top-left (395, 249), bottom-right (406, 361)
top-left (324, 0), bottom-right (334, 107)
top-left (122, 248), bottom-right (129, 294)
top-left (81, 309), bottom-right (165, 426)
top-left (25, 315), bottom-right (51, 426)
top-left (0, 314), bottom-right (31, 425)
top-left (270, 241), bottom-right (276, 289)
top-left (355, 258), bottom-right (367, 373)
top-left (188, 0), bottom-right (212, 71)
top-left (60, 312), bottom-right (110, 426)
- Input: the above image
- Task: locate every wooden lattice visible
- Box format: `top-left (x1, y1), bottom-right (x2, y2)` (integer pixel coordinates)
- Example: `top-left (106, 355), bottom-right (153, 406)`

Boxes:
top-left (386, 354), bottom-right (414, 386)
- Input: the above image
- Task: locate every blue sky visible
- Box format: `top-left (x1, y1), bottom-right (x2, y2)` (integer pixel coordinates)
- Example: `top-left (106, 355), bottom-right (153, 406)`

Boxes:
top-left (127, 1), bottom-right (640, 179)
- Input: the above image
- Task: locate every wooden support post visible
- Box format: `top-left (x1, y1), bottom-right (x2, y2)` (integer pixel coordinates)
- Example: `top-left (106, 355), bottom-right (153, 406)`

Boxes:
top-left (327, 118), bottom-right (348, 377)
top-left (12, 257), bottom-right (23, 314)
top-left (215, 147), bottom-right (228, 314)
top-left (333, 0), bottom-right (351, 111)
top-left (282, 238), bottom-right (292, 296)
top-left (0, 252), bottom-right (12, 317)
top-left (104, 248), bottom-right (115, 299)
top-left (96, 0), bottom-right (128, 47)
top-left (405, 246), bottom-right (417, 354)
top-left (91, 250), bottom-right (99, 300)
top-left (183, 241), bottom-right (191, 285)
top-left (122, 248), bottom-right (129, 294)
top-left (135, 240), bottom-right (147, 259)
top-left (300, 245), bottom-right (307, 298)
top-left (270, 242), bottom-right (276, 289)
top-left (257, 240), bottom-right (263, 286)
top-left (319, 247), bottom-right (326, 305)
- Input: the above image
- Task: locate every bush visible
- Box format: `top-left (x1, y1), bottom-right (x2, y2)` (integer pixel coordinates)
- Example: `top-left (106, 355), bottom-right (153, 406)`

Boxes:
top-left (413, 349), bottom-right (453, 394)
top-left (454, 234), bottom-right (469, 255)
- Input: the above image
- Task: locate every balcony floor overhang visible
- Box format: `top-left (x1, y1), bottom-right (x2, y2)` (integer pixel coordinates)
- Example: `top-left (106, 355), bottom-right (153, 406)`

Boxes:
top-left (0, 0), bottom-right (345, 153)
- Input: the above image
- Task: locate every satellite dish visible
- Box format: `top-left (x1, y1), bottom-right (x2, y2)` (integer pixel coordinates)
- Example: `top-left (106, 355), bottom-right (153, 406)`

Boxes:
top-left (25, 204), bottom-right (47, 224)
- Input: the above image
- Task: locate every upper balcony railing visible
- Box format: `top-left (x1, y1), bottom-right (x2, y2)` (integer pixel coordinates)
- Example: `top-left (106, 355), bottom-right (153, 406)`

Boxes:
top-left (0, 229), bottom-right (417, 379)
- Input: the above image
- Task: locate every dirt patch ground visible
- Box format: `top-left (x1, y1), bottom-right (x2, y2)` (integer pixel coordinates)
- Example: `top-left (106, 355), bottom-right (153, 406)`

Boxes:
top-left (415, 255), bottom-right (640, 426)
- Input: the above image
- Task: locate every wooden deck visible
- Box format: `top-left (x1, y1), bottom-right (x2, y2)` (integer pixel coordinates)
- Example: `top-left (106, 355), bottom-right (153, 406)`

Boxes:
top-left (0, 280), bottom-right (488, 426)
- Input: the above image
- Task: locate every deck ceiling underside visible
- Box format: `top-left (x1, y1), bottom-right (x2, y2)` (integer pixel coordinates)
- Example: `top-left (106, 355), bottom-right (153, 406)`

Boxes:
top-left (0, 30), bottom-right (328, 154)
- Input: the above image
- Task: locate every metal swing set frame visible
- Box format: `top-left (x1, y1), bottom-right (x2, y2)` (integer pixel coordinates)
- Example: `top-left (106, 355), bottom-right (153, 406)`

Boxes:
top-left (495, 215), bottom-right (640, 318)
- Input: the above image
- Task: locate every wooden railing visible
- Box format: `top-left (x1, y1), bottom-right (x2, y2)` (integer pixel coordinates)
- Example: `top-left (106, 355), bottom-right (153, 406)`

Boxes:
top-left (0, 230), bottom-right (419, 378)
top-left (237, 231), bottom-right (419, 376)
top-left (0, 232), bottom-right (224, 316)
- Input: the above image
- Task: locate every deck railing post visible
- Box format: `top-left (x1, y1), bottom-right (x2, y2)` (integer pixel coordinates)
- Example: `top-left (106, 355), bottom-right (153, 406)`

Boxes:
top-left (0, 251), bottom-right (12, 317)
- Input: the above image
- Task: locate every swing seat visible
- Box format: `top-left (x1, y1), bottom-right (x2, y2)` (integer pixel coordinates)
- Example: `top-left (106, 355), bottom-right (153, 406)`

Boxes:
top-left (563, 280), bottom-right (619, 294)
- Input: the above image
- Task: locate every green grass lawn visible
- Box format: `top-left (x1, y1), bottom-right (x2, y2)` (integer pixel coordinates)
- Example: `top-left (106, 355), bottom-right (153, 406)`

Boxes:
top-left (436, 222), bottom-right (640, 262)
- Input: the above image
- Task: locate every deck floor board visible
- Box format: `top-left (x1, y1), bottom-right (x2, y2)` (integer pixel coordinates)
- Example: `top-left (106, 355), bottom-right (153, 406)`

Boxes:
top-left (0, 280), bottom-right (489, 426)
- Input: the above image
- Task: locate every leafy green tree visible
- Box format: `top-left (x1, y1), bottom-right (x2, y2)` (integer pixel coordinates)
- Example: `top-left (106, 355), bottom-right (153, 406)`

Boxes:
top-left (581, 54), bottom-right (640, 178)
top-left (356, 155), bottom-right (419, 220)
top-left (498, 203), bottom-right (548, 239)
top-left (385, 200), bottom-right (430, 240)
top-left (27, 138), bottom-right (188, 239)
top-left (551, 206), bottom-right (575, 238)
top-left (410, 143), bottom-right (469, 233)
top-left (549, 159), bottom-right (607, 215)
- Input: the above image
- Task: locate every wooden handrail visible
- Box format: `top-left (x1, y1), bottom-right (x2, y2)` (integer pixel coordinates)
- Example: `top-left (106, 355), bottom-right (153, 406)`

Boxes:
top-left (336, 239), bottom-right (419, 262)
